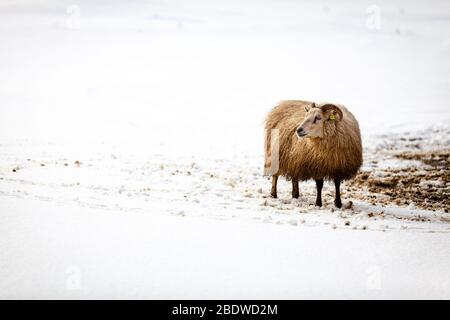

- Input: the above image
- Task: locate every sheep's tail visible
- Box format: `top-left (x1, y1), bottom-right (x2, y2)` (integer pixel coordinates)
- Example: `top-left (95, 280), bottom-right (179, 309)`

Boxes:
top-left (264, 127), bottom-right (280, 176)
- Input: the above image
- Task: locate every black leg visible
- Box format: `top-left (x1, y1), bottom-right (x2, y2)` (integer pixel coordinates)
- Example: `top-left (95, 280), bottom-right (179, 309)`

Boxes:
top-left (271, 175), bottom-right (278, 198)
top-left (315, 179), bottom-right (323, 207)
top-left (292, 179), bottom-right (299, 199)
top-left (334, 179), bottom-right (342, 208)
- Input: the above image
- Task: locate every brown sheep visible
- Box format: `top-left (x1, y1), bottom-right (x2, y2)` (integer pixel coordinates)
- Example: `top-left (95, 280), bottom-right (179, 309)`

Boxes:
top-left (264, 100), bottom-right (363, 208)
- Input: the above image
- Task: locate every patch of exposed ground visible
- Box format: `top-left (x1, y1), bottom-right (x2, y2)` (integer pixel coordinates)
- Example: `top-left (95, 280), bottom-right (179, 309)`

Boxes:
top-left (349, 150), bottom-right (450, 212)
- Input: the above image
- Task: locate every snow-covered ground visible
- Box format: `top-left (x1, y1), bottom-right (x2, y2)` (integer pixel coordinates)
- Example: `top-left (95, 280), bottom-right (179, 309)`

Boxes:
top-left (1, 0), bottom-right (450, 299)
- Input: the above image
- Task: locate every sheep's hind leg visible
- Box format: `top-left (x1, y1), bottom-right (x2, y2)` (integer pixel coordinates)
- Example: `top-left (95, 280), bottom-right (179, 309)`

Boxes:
top-left (271, 175), bottom-right (278, 198)
top-left (334, 179), bottom-right (342, 208)
top-left (315, 179), bottom-right (324, 207)
top-left (292, 179), bottom-right (299, 199)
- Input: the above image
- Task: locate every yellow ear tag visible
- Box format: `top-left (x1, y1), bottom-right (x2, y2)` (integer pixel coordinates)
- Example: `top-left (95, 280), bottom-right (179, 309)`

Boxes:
top-left (329, 114), bottom-right (336, 121)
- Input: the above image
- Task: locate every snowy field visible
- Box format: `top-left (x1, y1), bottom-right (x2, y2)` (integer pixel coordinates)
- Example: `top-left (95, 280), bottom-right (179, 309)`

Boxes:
top-left (1, 0), bottom-right (450, 299)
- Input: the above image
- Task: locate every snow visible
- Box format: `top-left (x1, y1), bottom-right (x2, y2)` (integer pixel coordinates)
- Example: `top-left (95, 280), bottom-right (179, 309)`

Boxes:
top-left (1, 0), bottom-right (450, 299)
top-left (2, 197), bottom-right (450, 299)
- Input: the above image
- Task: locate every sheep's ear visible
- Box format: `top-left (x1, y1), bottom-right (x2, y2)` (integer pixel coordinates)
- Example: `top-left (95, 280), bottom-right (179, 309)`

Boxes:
top-left (304, 105), bottom-right (310, 113)
top-left (321, 104), bottom-right (343, 121)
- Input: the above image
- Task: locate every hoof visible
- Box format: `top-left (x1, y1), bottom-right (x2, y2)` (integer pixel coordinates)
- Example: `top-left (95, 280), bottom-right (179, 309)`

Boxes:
top-left (271, 193), bottom-right (277, 199)
top-left (335, 200), bottom-right (342, 208)
top-left (315, 201), bottom-right (322, 207)
top-left (292, 194), bottom-right (299, 199)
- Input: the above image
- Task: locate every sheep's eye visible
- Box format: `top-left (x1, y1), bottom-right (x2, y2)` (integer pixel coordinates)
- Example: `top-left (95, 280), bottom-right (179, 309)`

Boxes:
top-left (314, 116), bottom-right (322, 123)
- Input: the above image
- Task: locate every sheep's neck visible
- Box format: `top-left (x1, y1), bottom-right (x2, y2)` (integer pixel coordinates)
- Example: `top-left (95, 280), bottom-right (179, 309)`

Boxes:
top-left (309, 136), bottom-right (334, 146)
top-left (308, 132), bottom-right (339, 152)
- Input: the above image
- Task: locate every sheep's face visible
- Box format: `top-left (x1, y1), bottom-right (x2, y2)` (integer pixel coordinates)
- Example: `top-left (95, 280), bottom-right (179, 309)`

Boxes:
top-left (296, 103), bottom-right (343, 139)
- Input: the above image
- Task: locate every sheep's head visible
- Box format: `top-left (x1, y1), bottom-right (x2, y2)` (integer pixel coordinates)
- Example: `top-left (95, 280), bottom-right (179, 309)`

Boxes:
top-left (296, 102), bottom-right (343, 139)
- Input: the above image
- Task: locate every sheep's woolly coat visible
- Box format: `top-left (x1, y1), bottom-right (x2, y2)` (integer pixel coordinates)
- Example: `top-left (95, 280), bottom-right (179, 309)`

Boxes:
top-left (264, 100), bottom-right (363, 181)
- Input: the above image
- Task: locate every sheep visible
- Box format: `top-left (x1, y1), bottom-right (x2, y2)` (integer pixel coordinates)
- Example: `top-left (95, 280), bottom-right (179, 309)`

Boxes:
top-left (264, 100), bottom-right (363, 208)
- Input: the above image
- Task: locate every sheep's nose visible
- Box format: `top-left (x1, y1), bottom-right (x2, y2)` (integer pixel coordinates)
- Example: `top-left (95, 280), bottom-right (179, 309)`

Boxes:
top-left (297, 127), bottom-right (307, 137)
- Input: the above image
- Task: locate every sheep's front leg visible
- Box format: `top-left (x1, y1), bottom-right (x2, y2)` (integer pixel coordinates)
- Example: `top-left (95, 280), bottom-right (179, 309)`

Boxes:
top-left (315, 179), bottom-right (323, 207)
top-left (334, 179), bottom-right (342, 208)
top-left (292, 179), bottom-right (299, 199)
top-left (271, 175), bottom-right (278, 198)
